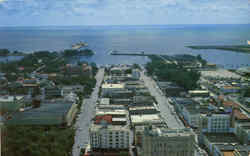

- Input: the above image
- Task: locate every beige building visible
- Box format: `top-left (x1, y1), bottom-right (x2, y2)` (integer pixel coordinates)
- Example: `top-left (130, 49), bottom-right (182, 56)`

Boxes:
top-left (89, 124), bottom-right (130, 150)
top-left (141, 126), bottom-right (196, 156)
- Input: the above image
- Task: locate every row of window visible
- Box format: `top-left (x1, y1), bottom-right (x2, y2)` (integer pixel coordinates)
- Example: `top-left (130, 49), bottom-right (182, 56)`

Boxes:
top-left (151, 150), bottom-right (192, 156)
top-left (92, 133), bottom-right (129, 137)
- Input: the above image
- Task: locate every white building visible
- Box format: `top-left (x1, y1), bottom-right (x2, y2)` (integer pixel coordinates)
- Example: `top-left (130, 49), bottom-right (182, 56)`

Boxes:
top-left (89, 124), bottom-right (130, 150)
top-left (130, 114), bottom-right (164, 126)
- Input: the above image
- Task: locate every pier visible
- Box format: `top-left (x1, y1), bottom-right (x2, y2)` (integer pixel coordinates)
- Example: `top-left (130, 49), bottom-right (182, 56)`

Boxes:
top-left (109, 50), bottom-right (172, 57)
top-left (109, 50), bottom-right (157, 56)
top-left (109, 50), bottom-right (176, 64)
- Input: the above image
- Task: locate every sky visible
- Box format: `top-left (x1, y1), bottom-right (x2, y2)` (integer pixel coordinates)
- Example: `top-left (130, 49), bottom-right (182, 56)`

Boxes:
top-left (0, 0), bottom-right (249, 26)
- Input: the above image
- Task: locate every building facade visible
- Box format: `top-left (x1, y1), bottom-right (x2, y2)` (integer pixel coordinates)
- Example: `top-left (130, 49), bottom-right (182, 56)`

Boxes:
top-left (202, 113), bottom-right (231, 133)
top-left (141, 126), bottom-right (196, 156)
top-left (89, 124), bottom-right (130, 150)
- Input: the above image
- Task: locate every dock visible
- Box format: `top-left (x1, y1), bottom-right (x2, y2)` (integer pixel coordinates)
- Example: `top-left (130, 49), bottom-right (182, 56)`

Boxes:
top-left (109, 50), bottom-right (175, 64)
top-left (109, 50), bottom-right (172, 57)
top-left (109, 50), bottom-right (156, 56)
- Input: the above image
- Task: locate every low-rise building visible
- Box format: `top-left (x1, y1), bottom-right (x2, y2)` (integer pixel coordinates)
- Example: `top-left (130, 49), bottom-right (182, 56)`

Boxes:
top-left (96, 109), bottom-right (127, 118)
top-left (7, 99), bottom-right (77, 126)
top-left (188, 90), bottom-right (210, 97)
top-left (43, 86), bottom-right (63, 99)
top-left (97, 104), bottom-right (125, 110)
top-left (62, 85), bottom-right (84, 95)
top-left (0, 95), bottom-right (25, 113)
top-left (105, 75), bottom-right (136, 83)
top-left (129, 106), bottom-right (159, 115)
top-left (125, 81), bottom-right (145, 91)
top-left (110, 98), bottom-right (132, 106)
top-left (101, 83), bottom-right (125, 97)
top-left (220, 86), bottom-right (241, 94)
top-left (157, 81), bottom-right (185, 97)
top-left (235, 120), bottom-right (250, 145)
top-left (94, 114), bottom-right (127, 125)
top-left (107, 90), bottom-right (133, 98)
top-left (99, 98), bottom-right (110, 105)
top-left (133, 96), bottom-right (155, 106)
top-left (141, 126), bottom-right (196, 156)
top-left (130, 114), bottom-right (164, 126)
top-left (201, 133), bottom-right (250, 156)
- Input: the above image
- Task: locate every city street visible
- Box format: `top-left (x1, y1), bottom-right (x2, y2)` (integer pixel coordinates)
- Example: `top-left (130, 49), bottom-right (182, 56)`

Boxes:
top-left (72, 68), bottom-right (104, 156)
top-left (140, 71), bottom-right (185, 129)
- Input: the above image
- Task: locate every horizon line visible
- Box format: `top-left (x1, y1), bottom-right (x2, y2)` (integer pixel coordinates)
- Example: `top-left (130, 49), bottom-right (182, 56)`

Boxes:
top-left (0, 23), bottom-right (250, 28)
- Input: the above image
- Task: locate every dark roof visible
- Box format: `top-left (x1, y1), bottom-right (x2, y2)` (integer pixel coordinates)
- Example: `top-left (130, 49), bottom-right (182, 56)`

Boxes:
top-left (6, 101), bottom-right (74, 125)
top-left (217, 144), bottom-right (250, 154)
top-left (203, 133), bottom-right (239, 143)
top-left (23, 79), bottom-right (37, 84)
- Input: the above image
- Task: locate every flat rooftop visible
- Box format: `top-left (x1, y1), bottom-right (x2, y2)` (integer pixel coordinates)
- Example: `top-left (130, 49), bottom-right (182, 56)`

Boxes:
top-left (97, 104), bottom-right (126, 110)
top-left (6, 101), bottom-right (74, 125)
top-left (131, 114), bottom-right (163, 125)
top-left (188, 90), bottom-right (209, 94)
top-left (90, 124), bottom-right (129, 131)
top-left (0, 96), bottom-right (24, 102)
top-left (112, 118), bottom-right (127, 122)
top-left (129, 106), bottom-right (157, 111)
top-left (102, 83), bottom-right (125, 89)
top-left (100, 98), bottom-right (110, 105)
top-left (96, 109), bottom-right (127, 116)
top-left (203, 133), bottom-right (239, 144)
top-left (146, 127), bottom-right (194, 137)
top-left (217, 144), bottom-right (250, 155)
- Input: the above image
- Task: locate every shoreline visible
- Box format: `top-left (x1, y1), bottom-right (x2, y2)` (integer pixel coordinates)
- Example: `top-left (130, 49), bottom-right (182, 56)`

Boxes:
top-left (186, 45), bottom-right (250, 54)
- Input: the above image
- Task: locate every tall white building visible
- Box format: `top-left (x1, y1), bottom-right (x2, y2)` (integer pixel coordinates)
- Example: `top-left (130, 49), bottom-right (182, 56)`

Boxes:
top-left (89, 124), bottom-right (130, 150)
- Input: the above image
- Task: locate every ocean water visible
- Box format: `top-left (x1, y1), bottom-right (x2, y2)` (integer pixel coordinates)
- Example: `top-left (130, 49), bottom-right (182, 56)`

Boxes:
top-left (0, 24), bottom-right (249, 68)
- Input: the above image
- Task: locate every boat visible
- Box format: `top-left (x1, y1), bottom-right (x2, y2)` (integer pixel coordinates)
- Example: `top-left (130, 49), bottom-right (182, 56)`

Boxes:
top-left (72, 42), bottom-right (88, 50)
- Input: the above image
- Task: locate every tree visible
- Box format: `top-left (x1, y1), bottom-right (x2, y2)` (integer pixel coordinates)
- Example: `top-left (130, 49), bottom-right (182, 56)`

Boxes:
top-left (0, 49), bottom-right (10, 56)
top-left (146, 55), bottom-right (201, 90)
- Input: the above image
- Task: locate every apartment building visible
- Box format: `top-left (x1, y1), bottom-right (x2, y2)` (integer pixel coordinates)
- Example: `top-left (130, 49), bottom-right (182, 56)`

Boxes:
top-left (89, 124), bottom-right (130, 151)
top-left (202, 113), bottom-right (232, 133)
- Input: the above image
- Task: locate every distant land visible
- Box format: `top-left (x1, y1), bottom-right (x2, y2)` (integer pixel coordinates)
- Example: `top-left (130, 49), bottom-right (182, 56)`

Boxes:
top-left (187, 45), bottom-right (250, 54)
